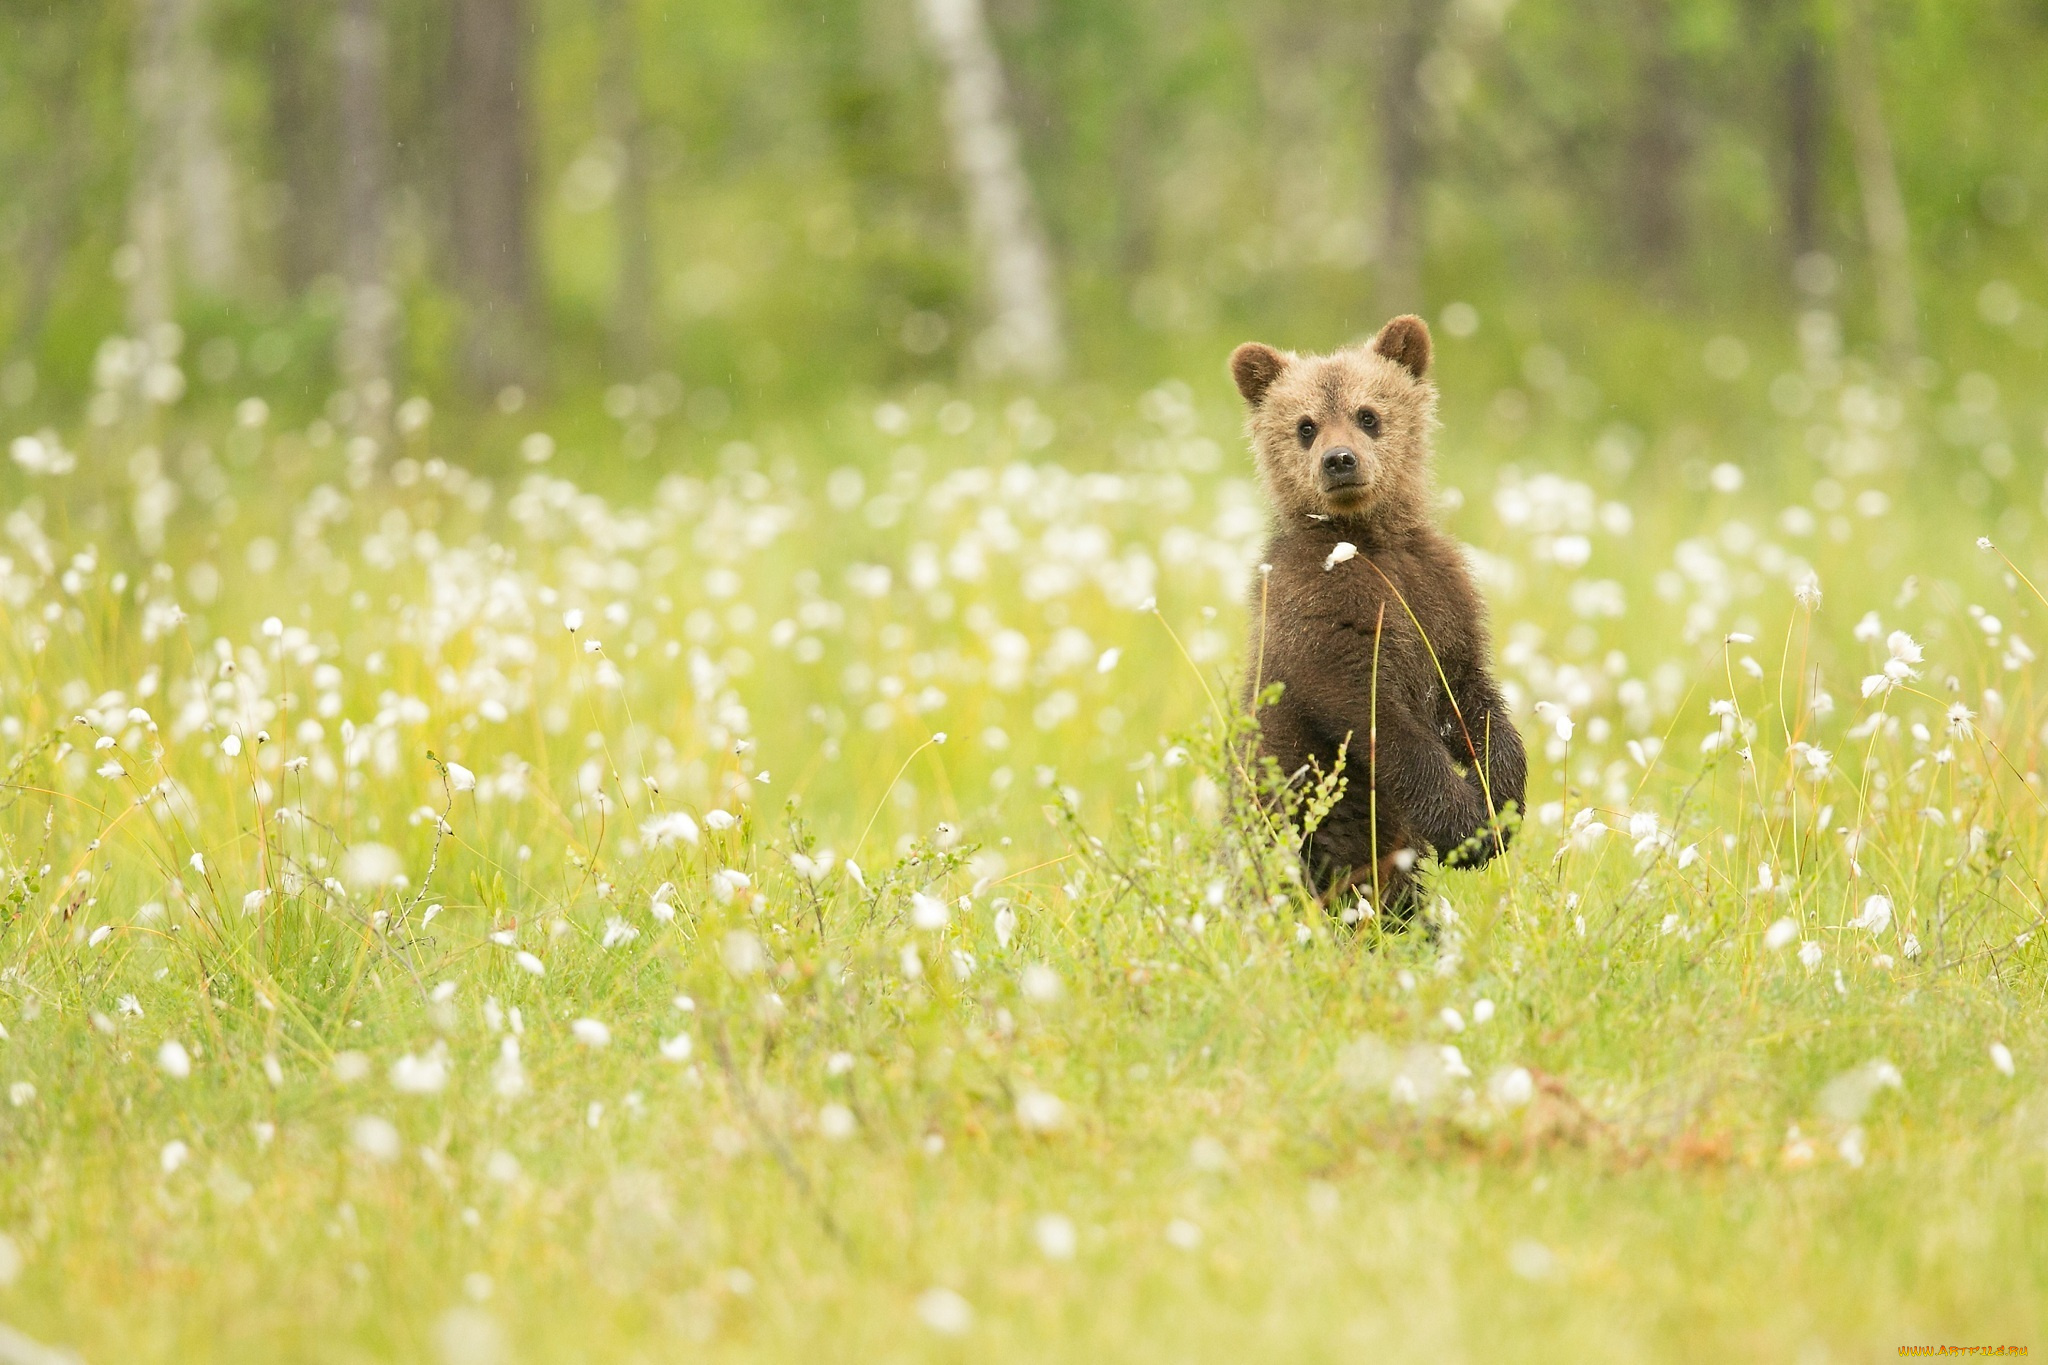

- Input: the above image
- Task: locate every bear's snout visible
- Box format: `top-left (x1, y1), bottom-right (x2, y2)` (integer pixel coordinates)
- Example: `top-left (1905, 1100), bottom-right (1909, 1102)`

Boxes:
top-left (1319, 446), bottom-right (1365, 493)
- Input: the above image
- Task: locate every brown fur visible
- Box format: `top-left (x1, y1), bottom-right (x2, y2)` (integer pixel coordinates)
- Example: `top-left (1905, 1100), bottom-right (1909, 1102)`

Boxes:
top-left (1231, 316), bottom-right (1526, 923)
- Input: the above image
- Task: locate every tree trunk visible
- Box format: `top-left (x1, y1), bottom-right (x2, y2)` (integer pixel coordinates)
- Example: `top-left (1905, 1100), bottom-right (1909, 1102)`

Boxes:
top-left (1376, 0), bottom-right (1442, 318)
top-left (916, 0), bottom-right (1064, 382)
top-left (129, 0), bottom-right (243, 330)
top-left (1834, 0), bottom-right (1917, 367)
top-left (601, 0), bottom-right (654, 376)
top-left (448, 0), bottom-right (538, 392)
top-left (337, 0), bottom-right (393, 403)
top-left (128, 0), bottom-right (181, 333)
top-left (171, 0), bottom-right (241, 292)
top-left (1625, 0), bottom-right (1687, 274)
top-left (267, 4), bottom-right (334, 293)
top-left (1783, 27), bottom-right (1823, 261)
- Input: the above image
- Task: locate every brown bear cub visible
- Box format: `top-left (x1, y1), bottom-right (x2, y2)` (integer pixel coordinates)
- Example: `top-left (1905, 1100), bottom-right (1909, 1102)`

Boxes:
top-left (1230, 315), bottom-right (1526, 923)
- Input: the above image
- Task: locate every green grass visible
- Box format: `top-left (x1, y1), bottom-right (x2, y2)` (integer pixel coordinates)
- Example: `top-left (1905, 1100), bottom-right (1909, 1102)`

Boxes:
top-left (2, 331), bottom-right (2047, 1363)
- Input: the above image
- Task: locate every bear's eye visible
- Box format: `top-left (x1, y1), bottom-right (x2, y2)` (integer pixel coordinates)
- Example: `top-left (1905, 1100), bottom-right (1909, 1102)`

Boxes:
top-left (1295, 418), bottom-right (1317, 446)
top-left (1357, 408), bottom-right (1380, 433)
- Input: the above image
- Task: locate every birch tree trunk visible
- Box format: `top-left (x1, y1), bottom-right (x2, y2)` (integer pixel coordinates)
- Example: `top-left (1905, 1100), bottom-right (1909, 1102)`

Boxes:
top-left (1835, 0), bottom-right (1917, 367)
top-left (916, 0), bottom-right (1063, 382)
top-left (172, 0), bottom-right (241, 292)
top-left (128, 0), bottom-right (242, 331)
top-left (336, 0), bottom-right (393, 404)
top-left (449, 0), bottom-right (538, 392)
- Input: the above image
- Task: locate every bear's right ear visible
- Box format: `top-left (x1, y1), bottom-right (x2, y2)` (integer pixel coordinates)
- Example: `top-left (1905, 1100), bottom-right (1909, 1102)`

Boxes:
top-left (1229, 343), bottom-right (1289, 408)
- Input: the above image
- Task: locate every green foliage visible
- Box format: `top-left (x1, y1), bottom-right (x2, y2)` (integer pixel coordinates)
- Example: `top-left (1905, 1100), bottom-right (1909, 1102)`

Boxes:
top-left (2, 0), bottom-right (2046, 431)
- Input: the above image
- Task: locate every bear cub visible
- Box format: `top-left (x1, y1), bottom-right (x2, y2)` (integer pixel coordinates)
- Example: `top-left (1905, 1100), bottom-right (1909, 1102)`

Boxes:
top-left (1230, 315), bottom-right (1526, 922)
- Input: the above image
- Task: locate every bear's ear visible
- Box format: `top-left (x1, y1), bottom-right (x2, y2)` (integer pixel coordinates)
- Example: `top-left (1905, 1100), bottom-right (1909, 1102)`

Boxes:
top-left (1229, 343), bottom-right (1289, 408)
top-left (1371, 314), bottom-right (1432, 380)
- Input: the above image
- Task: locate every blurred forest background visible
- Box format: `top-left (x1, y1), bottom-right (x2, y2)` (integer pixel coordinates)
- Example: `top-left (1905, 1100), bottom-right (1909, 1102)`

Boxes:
top-left (0, 0), bottom-right (2043, 486)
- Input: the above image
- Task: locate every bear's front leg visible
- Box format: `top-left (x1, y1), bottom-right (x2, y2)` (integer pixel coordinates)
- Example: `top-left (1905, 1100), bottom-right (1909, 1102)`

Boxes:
top-left (1437, 673), bottom-right (1527, 867)
top-left (1366, 699), bottom-right (1491, 863)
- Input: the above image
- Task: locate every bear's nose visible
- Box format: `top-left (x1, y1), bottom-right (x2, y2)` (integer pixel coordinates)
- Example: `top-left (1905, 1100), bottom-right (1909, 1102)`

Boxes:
top-left (1322, 447), bottom-right (1357, 476)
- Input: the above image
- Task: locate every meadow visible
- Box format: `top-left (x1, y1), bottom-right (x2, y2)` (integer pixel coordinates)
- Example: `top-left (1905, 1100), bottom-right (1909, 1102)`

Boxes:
top-left (2, 304), bottom-right (2047, 1363)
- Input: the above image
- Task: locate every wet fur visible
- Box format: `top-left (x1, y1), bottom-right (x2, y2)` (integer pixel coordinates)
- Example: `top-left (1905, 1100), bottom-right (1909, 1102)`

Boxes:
top-left (1233, 316), bottom-right (1527, 922)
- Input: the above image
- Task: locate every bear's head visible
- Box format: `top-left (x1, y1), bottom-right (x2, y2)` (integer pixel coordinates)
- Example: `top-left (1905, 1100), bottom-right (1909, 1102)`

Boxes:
top-left (1228, 315), bottom-right (1437, 530)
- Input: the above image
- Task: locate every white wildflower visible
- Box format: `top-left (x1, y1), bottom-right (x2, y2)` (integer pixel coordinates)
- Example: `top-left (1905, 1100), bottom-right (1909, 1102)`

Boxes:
top-left (1532, 701), bottom-right (1573, 742)
top-left (724, 931), bottom-right (765, 975)
top-left (1488, 1066), bottom-right (1535, 1108)
top-left (1034, 1213), bottom-right (1078, 1260)
top-left (916, 1287), bottom-right (973, 1335)
top-left (1883, 631), bottom-right (1923, 683)
top-left (1850, 894), bottom-right (1892, 935)
top-left (390, 1051), bottom-right (448, 1095)
top-left (640, 811), bottom-right (700, 847)
top-left (351, 1116), bottom-right (402, 1162)
top-left (492, 1037), bottom-right (526, 1098)
top-left (1015, 1088), bottom-right (1067, 1132)
top-left (910, 892), bottom-right (950, 930)
top-left (1021, 964), bottom-right (1062, 1002)
top-left (818, 1103), bottom-right (857, 1140)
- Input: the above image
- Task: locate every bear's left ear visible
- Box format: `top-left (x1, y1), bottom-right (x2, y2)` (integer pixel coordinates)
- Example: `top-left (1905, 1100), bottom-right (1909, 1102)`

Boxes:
top-left (1371, 314), bottom-right (1432, 381)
